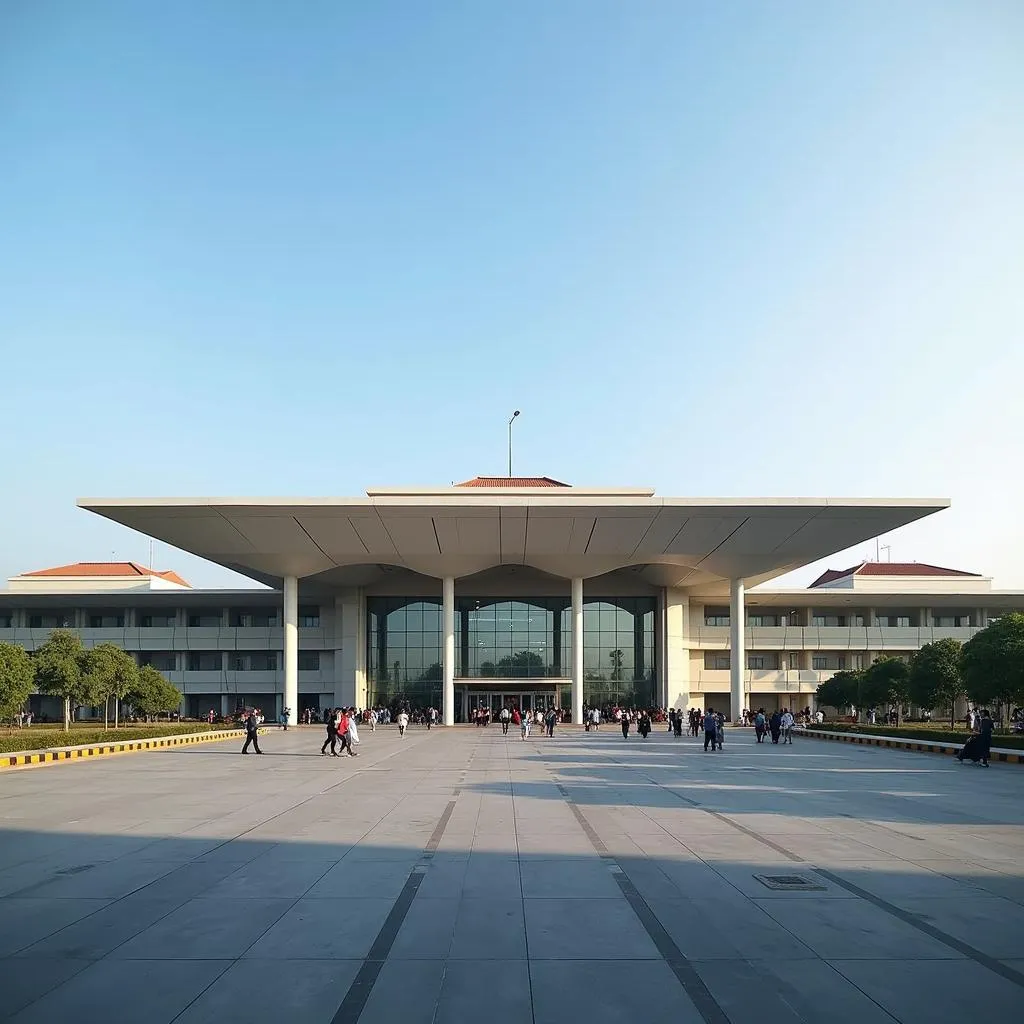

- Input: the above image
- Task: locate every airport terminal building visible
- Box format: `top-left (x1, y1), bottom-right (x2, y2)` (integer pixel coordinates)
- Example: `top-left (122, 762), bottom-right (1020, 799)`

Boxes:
top-left (2, 477), bottom-right (1021, 724)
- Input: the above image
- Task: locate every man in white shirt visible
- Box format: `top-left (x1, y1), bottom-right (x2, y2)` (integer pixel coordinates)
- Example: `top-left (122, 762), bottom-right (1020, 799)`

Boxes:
top-left (397, 710), bottom-right (409, 737)
top-left (781, 709), bottom-right (795, 744)
top-left (590, 707), bottom-right (601, 730)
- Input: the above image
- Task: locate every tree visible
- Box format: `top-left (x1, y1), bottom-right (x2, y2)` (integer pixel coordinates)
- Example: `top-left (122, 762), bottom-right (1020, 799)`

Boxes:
top-left (962, 612), bottom-right (1024, 722)
top-left (860, 656), bottom-right (911, 724)
top-left (0, 642), bottom-right (36, 721)
top-left (908, 639), bottom-right (965, 728)
top-left (126, 665), bottom-right (182, 721)
top-left (815, 670), bottom-right (862, 713)
top-left (34, 629), bottom-right (94, 730)
top-left (495, 651), bottom-right (545, 678)
top-left (83, 643), bottom-right (139, 729)
top-left (609, 649), bottom-right (624, 682)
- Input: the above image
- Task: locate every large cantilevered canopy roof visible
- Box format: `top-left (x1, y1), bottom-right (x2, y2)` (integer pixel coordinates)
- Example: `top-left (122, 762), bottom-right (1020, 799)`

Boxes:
top-left (78, 485), bottom-right (950, 593)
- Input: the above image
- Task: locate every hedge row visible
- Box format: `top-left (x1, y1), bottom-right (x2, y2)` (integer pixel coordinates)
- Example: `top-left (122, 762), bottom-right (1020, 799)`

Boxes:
top-left (0, 723), bottom-right (236, 754)
top-left (807, 723), bottom-right (1024, 750)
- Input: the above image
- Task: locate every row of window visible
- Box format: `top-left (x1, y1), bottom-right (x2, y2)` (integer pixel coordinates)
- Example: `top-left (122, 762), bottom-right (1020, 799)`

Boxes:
top-left (1, 606), bottom-right (322, 629)
top-left (703, 652), bottom-right (907, 671)
top-left (705, 613), bottom-right (976, 628)
top-left (137, 651), bottom-right (322, 672)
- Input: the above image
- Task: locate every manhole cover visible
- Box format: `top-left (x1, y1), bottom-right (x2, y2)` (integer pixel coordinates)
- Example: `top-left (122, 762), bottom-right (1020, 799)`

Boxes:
top-left (754, 873), bottom-right (825, 891)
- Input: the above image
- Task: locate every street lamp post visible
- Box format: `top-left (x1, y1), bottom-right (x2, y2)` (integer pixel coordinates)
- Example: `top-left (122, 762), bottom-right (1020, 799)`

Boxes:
top-left (508, 410), bottom-right (520, 476)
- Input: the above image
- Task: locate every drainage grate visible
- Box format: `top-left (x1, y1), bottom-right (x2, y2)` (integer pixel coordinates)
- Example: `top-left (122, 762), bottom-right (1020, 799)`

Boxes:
top-left (754, 873), bottom-right (825, 891)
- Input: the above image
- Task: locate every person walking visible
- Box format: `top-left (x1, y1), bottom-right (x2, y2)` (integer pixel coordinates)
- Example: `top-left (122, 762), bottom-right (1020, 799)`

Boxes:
top-left (321, 709), bottom-right (339, 756)
top-left (780, 708), bottom-right (795, 745)
top-left (638, 711), bottom-right (651, 739)
top-left (499, 705), bottom-right (511, 735)
top-left (241, 711), bottom-right (263, 755)
top-left (703, 707), bottom-right (718, 752)
top-left (769, 710), bottom-right (782, 745)
top-left (281, 707), bottom-right (291, 731)
top-left (347, 707), bottom-right (360, 753)
top-left (621, 713), bottom-right (631, 739)
top-left (590, 707), bottom-right (601, 731)
top-left (397, 709), bottom-right (409, 737)
top-left (754, 709), bottom-right (767, 743)
top-left (521, 709), bottom-right (531, 740)
top-left (545, 706), bottom-right (557, 738)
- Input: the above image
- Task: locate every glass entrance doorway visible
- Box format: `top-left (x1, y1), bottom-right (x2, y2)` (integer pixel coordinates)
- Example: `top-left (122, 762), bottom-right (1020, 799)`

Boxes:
top-left (463, 689), bottom-right (558, 722)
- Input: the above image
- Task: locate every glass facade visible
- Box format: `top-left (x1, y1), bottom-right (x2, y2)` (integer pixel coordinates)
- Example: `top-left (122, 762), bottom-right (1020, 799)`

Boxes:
top-left (367, 595), bottom-right (656, 709)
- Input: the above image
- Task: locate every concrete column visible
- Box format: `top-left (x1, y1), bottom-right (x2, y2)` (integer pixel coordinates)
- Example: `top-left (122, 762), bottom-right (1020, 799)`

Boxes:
top-left (976, 608), bottom-right (986, 628)
top-left (665, 588), bottom-right (690, 709)
top-left (571, 577), bottom-right (584, 724)
top-left (283, 575), bottom-right (298, 727)
top-left (275, 692), bottom-right (284, 723)
top-left (221, 694), bottom-right (230, 718)
top-left (442, 577), bottom-right (455, 726)
top-left (730, 579), bottom-right (745, 723)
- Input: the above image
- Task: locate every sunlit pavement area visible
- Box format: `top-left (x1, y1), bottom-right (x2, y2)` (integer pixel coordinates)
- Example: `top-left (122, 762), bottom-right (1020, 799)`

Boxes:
top-left (0, 726), bottom-right (1022, 1024)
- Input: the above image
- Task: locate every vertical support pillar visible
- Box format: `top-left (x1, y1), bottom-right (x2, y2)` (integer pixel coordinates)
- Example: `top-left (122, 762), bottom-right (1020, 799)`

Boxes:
top-left (443, 576), bottom-right (455, 726)
top-left (283, 574), bottom-right (298, 727)
top-left (729, 579), bottom-right (745, 724)
top-left (221, 693), bottom-right (230, 718)
top-left (571, 577), bottom-right (584, 725)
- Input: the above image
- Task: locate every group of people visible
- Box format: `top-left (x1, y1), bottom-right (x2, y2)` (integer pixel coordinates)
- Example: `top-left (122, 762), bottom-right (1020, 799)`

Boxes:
top-left (494, 704), bottom-right (561, 740)
top-left (752, 708), bottom-right (796, 744)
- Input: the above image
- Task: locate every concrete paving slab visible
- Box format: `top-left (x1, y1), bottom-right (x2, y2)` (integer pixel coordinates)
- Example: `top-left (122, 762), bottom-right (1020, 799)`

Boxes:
top-left (449, 897), bottom-right (527, 959)
top-left (0, 898), bottom-right (111, 956)
top-left (242, 897), bottom-right (395, 959)
top-left (107, 896), bottom-right (293, 959)
top-left (173, 958), bottom-right (362, 1024)
top-left (4, 958), bottom-right (231, 1024)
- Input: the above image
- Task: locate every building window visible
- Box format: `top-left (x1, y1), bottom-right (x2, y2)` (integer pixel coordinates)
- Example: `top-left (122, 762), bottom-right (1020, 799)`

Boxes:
top-left (748, 656), bottom-right (765, 669)
top-left (812, 615), bottom-right (846, 627)
top-left (188, 612), bottom-right (222, 627)
top-left (704, 652), bottom-right (731, 670)
top-left (298, 651), bottom-right (320, 671)
top-left (896, 616), bottom-right (910, 627)
top-left (139, 652), bottom-right (176, 672)
top-left (229, 652), bottom-right (278, 672)
top-left (88, 613), bottom-right (125, 628)
top-left (186, 652), bottom-right (222, 672)
top-left (704, 607), bottom-right (730, 627)
top-left (748, 615), bottom-right (781, 627)
top-left (0, 614), bottom-right (12, 628)
top-left (299, 606), bottom-right (320, 628)
top-left (852, 615), bottom-right (865, 627)
top-left (140, 613), bottom-right (176, 627)
top-left (229, 609), bottom-right (279, 628)
top-left (29, 613), bottom-right (74, 629)
top-left (812, 656), bottom-right (827, 670)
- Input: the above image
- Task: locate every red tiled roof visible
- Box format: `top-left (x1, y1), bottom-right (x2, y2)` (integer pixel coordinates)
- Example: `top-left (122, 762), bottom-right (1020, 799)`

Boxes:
top-left (21, 562), bottom-right (192, 587)
top-left (456, 476), bottom-right (570, 488)
top-left (810, 561), bottom-right (980, 588)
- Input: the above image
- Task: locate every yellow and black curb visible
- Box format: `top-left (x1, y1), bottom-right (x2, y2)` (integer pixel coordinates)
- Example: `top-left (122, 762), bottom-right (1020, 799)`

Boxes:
top-left (1, 728), bottom-right (269, 771)
top-left (800, 729), bottom-right (1023, 764)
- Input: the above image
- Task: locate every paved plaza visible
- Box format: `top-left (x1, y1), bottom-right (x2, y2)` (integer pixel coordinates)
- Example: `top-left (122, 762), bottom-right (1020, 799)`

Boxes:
top-left (0, 725), bottom-right (1022, 1024)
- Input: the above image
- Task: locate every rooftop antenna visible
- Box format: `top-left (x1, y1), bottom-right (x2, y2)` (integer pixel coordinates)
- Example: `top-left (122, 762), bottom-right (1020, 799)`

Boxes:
top-left (880, 544), bottom-right (892, 562)
top-left (508, 409), bottom-right (520, 476)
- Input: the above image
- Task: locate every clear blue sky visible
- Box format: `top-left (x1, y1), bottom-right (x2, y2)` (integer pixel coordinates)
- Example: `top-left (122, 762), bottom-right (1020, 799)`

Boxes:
top-left (2, 1), bottom-right (1022, 588)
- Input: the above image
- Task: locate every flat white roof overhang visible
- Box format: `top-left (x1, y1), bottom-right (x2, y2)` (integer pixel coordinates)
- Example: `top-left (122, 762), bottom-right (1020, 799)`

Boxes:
top-left (78, 493), bottom-right (950, 593)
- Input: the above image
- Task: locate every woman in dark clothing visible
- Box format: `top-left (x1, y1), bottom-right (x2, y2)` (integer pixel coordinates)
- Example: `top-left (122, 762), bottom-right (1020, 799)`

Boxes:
top-left (674, 711), bottom-right (683, 737)
top-left (769, 710), bottom-right (782, 745)
top-left (621, 714), bottom-right (631, 739)
top-left (321, 709), bottom-right (339, 756)
top-left (638, 712), bottom-right (651, 739)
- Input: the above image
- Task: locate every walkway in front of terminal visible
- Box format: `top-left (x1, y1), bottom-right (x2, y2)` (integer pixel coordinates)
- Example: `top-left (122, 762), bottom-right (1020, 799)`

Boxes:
top-left (1, 724), bottom-right (1022, 1024)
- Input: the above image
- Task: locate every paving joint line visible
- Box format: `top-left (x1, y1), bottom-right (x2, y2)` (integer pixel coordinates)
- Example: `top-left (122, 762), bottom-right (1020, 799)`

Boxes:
top-left (552, 781), bottom-right (730, 1024)
top-left (814, 866), bottom-right (1024, 990)
top-left (329, 762), bottom-right (468, 1024)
